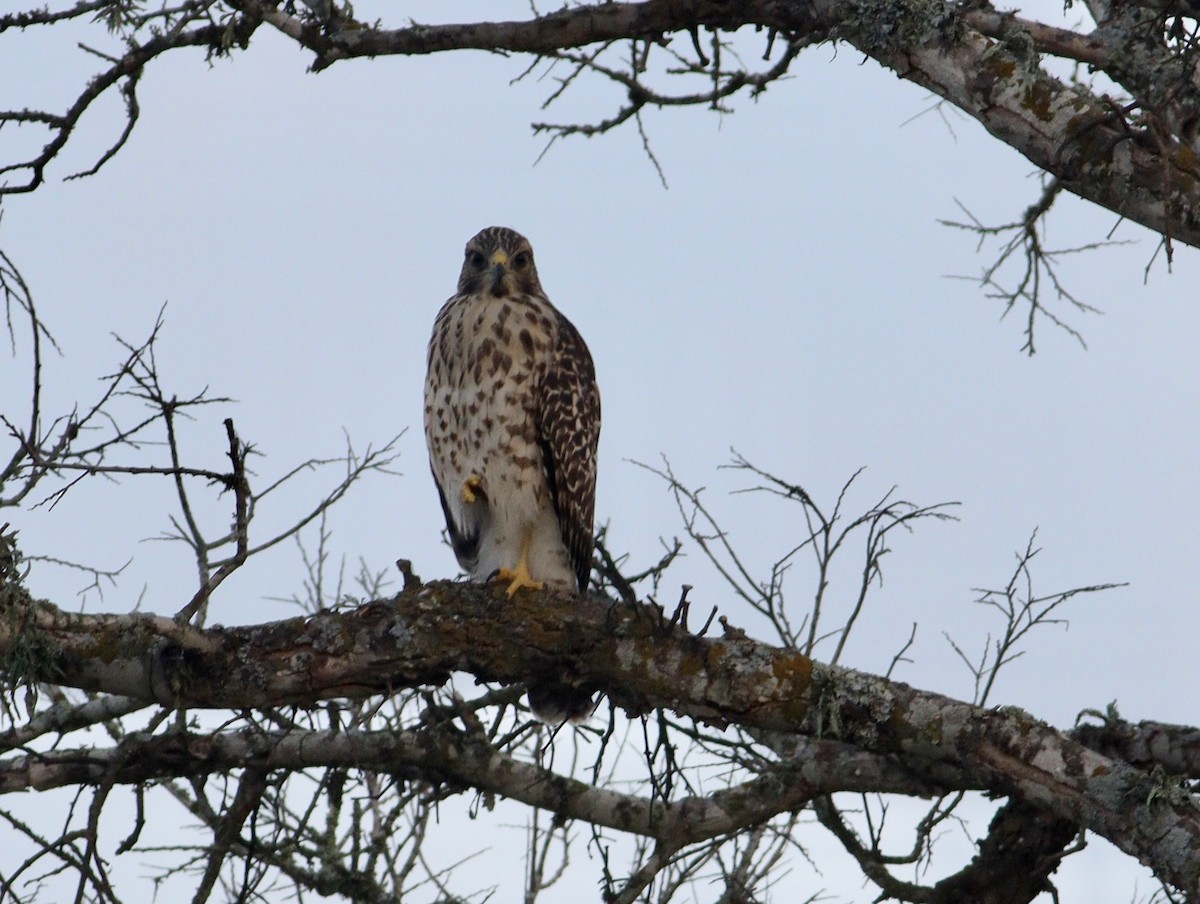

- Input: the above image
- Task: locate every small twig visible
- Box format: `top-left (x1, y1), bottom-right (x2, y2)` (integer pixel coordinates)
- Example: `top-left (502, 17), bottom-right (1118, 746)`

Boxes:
top-left (396, 558), bottom-right (422, 592)
top-left (667, 585), bottom-right (693, 631)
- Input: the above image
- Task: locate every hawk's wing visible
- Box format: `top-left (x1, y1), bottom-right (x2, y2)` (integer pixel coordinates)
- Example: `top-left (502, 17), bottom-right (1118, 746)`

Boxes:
top-left (537, 311), bottom-right (601, 593)
top-left (425, 294), bottom-right (484, 578)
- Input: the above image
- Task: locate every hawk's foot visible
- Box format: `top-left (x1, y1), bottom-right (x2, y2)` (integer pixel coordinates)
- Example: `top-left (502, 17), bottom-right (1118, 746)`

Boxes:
top-left (497, 562), bottom-right (544, 599)
top-left (460, 474), bottom-right (483, 504)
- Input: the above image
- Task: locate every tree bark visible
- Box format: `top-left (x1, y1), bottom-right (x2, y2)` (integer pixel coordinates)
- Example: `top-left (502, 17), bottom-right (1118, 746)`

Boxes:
top-left (2, 578), bottom-right (1198, 892)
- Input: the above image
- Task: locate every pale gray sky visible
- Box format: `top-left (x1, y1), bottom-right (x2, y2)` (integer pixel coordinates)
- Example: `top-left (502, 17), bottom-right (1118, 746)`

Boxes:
top-left (2, 3), bottom-right (1197, 900)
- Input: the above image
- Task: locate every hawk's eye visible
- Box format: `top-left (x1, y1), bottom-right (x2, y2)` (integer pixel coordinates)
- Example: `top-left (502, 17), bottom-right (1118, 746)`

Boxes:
top-left (513, 251), bottom-right (531, 269)
top-left (466, 250), bottom-right (486, 269)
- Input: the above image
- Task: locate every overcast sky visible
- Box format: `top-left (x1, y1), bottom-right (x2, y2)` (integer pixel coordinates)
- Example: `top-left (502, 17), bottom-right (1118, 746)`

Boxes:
top-left (2, 2), bottom-right (1197, 900)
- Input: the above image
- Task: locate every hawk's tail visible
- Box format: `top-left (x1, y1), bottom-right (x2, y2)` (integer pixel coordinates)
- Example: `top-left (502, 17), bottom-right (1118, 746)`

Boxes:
top-left (527, 682), bottom-right (595, 725)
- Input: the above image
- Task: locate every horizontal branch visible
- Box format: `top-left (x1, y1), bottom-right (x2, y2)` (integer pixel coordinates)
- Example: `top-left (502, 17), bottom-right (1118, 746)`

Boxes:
top-left (959, 9), bottom-right (1111, 67)
top-left (7, 1), bottom-right (1200, 249)
top-left (0, 693), bottom-right (147, 753)
top-left (232, 0), bottom-right (756, 66)
top-left (230, 0), bottom-right (1200, 248)
top-left (1, 578), bottom-right (1198, 890)
top-left (1075, 718), bottom-right (1200, 778)
top-left (0, 727), bottom-right (964, 847)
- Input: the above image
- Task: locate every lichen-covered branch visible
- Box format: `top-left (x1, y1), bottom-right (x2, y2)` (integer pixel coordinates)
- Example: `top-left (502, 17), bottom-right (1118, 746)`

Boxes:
top-left (1075, 713), bottom-right (1200, 778)
top-left (0, 724), bottom-right (966, 845)
top-left (1, 578), bottom-right (1198, 892)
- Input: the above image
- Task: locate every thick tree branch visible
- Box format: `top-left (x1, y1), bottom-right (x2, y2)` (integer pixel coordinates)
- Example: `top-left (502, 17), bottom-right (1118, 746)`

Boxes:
top-left (1075, 716), bottom-right (1200, 778)
top-left (928, 798), bottom-right (1080, 904)
top-left (230, 0), bottom-right (757, 66)
top-left (7, 1), bottom-right (1200, 250)
top-left (0, 726), bottom-right (966, 846)
top-left (1, 580), bottom-right (1198, 892)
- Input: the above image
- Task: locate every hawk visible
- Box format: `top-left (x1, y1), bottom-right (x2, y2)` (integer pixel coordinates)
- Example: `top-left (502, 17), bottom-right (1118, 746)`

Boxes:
top-left (424, 226), bottom-right (601, 723)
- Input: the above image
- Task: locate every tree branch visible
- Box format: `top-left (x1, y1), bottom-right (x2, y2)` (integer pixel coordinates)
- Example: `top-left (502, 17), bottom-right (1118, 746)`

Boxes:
top-left (223, 0), bottom-right (1200, 248)
top-left (1, 579), bottom-right (1197, 892)
top-left (6, 0), bottom-right (1200, 251)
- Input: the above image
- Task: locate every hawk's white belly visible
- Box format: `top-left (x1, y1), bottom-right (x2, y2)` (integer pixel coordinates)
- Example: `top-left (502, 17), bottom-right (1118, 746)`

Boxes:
top-left (425, 293), bottom-right (576, 590)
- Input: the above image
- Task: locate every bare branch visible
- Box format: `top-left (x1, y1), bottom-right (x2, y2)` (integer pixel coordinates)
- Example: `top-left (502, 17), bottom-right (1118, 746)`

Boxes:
top-left (1, 0), bottom-right (1199, 258)
top-left (1, 571), bottom-right (1186, 890)
top-left (942, 179), bottom-right (1130, 353)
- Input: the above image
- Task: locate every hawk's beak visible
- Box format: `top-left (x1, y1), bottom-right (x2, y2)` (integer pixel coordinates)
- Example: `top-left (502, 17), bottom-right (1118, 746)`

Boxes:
top-left (489, 250), bottom-right (510, 296)
top-left (490, 251), bottom-right (509, 279)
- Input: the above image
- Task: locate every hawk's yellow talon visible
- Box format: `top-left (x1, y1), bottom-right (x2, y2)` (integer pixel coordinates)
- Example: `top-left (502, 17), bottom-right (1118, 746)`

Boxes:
top-left (461, 474), bottom-right (483, 504)
top-left (498, 531), bottom-right (542, 597)
top-left (497, 564), bottom-right (543, 598)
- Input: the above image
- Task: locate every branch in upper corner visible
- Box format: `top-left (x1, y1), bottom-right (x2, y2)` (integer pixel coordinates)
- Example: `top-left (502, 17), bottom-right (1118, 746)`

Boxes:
top-left (4, 0), bottom-right (1200, 266)
top-left (0, 5), bottom-right (257, 195)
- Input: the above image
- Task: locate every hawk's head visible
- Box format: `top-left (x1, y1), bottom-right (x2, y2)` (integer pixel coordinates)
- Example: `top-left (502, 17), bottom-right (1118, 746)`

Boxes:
top-left (457, 226), bottom-right (544, 298)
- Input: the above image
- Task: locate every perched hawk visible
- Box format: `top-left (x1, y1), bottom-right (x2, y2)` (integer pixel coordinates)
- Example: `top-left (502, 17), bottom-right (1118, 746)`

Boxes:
top-left (424, 226), bottom-right (601, 723)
